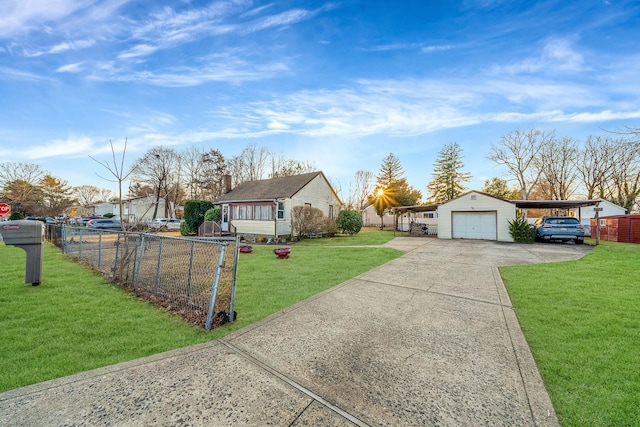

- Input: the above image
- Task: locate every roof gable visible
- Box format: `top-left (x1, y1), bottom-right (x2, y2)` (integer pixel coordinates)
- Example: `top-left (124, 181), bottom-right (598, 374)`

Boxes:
top-left (440, 190), bottom-right (514, 207)
top-left (215, 172), bottom-right (326, 203)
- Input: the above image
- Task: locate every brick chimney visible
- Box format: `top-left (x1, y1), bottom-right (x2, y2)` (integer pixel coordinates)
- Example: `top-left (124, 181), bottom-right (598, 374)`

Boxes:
top-left (223, 174), bottom-right (232, 193)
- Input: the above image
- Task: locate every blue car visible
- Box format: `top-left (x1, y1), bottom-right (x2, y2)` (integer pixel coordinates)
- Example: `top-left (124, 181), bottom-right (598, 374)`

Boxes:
top-left (533, 216), bottom-right (585, 244)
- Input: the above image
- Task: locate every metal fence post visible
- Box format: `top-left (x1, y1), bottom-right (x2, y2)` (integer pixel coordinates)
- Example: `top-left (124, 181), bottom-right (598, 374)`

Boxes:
top-left (206, 243), bottom-right (228, 330)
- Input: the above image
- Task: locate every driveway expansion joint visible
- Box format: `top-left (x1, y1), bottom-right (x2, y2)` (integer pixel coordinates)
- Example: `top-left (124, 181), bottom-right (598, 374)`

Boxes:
top-left (218, 339), bottom-right (370, 427)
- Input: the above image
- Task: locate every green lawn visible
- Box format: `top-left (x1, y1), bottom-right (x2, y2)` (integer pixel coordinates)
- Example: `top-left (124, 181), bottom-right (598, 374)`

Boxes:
top-left (295, 227), bottom-right (399, 246)
top-left (0, 235), bottom-right (401, 392)
top-left (501, 241), bottom-right (640, 427)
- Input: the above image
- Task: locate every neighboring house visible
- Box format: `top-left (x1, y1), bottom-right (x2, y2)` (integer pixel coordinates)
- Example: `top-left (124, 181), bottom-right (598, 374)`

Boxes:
top-left (571, 199), bottom-right (626, 236)
top-left (92, 195), bottom-right (174, 223)
top-left (213, 172), bottom-right (342, 239)
top-left (361, 203), bottom-right (396, 228)
top-left (437, 190), bottom-right (516, 242)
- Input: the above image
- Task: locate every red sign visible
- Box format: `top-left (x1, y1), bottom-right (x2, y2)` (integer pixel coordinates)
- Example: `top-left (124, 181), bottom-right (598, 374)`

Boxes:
top-left (0, 203), bottom-right (10, 215)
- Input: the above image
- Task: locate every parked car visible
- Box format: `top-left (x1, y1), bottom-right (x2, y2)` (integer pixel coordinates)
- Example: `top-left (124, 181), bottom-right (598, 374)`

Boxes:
top-left (86, 219), bottom-right (122, 229)
top-left (149, 218), bottom-right (182, 231)
top-left (25, 216), bottom-right (57, 224)
top-left (77, 216), bottom-right (100, 226)
top-left (533, 216), bottom-right (585, 244)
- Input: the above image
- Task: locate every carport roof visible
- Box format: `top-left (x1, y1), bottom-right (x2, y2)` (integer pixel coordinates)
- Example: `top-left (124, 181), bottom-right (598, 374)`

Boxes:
top-left (512, 199), bottom-right (601, 209)
top-left (391, 204), bottom-right (439, 214)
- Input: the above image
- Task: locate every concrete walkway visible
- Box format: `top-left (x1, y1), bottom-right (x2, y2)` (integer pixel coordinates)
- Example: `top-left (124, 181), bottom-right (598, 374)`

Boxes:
top-left (0, 238), bottom-right (592, 426)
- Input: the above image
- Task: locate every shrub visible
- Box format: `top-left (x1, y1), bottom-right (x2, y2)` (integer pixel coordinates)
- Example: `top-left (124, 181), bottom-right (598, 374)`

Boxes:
top-left (103, 212), bottom-right (115, 218)
top-left (204, 208), bottom-right (221, 222)
top-left (180, 221), bottom-right (196, 236)
top-left (508, 218), bottom-right (534, 243)
top-left (323, 217), bottom-right (338, 237)
top-left (182, 200), bottom-right (214, 236)
top-left (335, 209), bottom-right (363, 235)
top-left (291, 205), bottom-right (325, 238)
top-left (9, 212), bottom-right (24, 220)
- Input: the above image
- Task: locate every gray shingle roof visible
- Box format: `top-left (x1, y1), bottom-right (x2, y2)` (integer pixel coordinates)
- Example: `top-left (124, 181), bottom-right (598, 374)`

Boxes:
top-left (214, 172), bottom-right (322, 203)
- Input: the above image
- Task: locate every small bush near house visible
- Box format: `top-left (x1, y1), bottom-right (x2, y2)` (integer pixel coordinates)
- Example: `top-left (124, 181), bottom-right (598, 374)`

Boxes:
top-left (291, 205), bottom-right (325, 238)
top-left (335, 209), bottom-right (363, 235)
top-left (180, 221), bottom-right (195, 236)
top-left (103, 213), bottom-right (115, 218)
top-left (323, 217), bottom-right (338, 237)
top-left (508, 218), bottom-right (534, 243)
top-left (204, 208), bottom-right (221, 222)
top-left (9, 212), bottom-right (24, 220)
top-left (182, 200), bottom-right (214, 235)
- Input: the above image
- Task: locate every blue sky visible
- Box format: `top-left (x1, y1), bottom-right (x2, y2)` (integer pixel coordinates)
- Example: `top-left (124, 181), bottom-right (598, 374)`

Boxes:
top-left (1, 0), bottom-right (639, 200)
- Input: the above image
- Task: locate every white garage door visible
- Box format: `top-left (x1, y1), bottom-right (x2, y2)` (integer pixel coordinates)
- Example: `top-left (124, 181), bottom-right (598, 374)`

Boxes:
top-left (452, 211), bottom-right (497, 240)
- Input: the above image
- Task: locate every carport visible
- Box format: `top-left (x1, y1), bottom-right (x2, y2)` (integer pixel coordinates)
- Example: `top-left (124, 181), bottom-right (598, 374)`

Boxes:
top-left (391, 204), bottom-right (439, 235)
top-left (513, 199), bottom-right (601, 218)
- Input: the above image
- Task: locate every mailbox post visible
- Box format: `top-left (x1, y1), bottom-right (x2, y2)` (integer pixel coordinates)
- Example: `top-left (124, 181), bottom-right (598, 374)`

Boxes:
top-left (0, 220), bottom-right (44, 286)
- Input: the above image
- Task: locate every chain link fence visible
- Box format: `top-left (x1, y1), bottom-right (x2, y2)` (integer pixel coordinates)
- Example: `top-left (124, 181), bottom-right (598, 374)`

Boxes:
top-left (47, 225), bottom-right (238, 330)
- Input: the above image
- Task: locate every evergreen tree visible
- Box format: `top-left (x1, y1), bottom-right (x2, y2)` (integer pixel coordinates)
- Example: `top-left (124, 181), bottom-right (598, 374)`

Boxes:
top-left (426, 142), bottom-right (471, 203)
top-left (376, 153), bottom-right (404, 188)
top-left (481, 177), bottom-right (520, 200)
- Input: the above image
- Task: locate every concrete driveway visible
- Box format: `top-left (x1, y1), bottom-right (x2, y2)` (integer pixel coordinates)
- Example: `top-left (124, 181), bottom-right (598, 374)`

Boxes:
top-left (0, 238), bottom-right (591, 426)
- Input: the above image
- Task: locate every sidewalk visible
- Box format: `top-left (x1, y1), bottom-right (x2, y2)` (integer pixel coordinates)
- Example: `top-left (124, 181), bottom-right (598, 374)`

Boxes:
top-left (0, 238), bottom-right (591, 426)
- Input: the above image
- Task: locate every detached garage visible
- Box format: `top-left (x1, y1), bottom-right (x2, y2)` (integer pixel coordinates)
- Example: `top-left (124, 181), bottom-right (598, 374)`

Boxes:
top-left (438, 191), bottom-right (516, 242)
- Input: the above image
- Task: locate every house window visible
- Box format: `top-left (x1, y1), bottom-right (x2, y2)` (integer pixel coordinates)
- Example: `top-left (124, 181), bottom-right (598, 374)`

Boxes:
top-left (329, 205), bottom-right (334, 219)
top-left (238, 205), bottom-right (247, 219)
top-left (233, 204), bottom-right (275, 220)
top-left (277, 202), bottom-right (285, 220)
top-left (260, 205), bottom-right (271, 220)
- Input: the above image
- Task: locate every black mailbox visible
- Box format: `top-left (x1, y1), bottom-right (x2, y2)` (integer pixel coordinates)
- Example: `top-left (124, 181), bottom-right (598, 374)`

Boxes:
top-left (0, 220), bottom-right (44, 286)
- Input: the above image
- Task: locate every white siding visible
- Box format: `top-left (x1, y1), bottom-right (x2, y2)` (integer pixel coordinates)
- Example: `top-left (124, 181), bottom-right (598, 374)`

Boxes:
top-left (290, 174), bottom-right (342, 218)
top-left (438, 192), bottom-right (515, 242)
top-left (233, 219), bottom-right (276, 236)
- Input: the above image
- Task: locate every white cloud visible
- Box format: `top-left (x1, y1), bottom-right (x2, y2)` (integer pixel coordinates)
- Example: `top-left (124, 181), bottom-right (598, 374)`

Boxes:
top-left (56, 62), bottom-right (84, 73)
top-left (493, 36), bottom-right (586, 75)
top-left (21, 135), bottom-right (95, 159)
top-left (0, 0), bottom-right (93, 37)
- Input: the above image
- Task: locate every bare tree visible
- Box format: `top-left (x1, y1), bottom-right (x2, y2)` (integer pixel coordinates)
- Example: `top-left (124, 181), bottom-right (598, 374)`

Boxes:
top-left (602, 139), bottom-right (640, 212)
top-left (538, 137), bottom-right (579, 200)
top-left (488, 128), bottom-right (554, 200)
top-left (269, 152), bottom-right (316, 178)
top-left (228, 144), bottom-right (270, 186)
top-left (576, 135), bottom-right (618, 199)
top-left (0, 162), bottom-right (46, 187)
top-left (131, 146), bottom-right (180, 219)
top-left (89, 138), bottom-right (136, 229)
top-left (74, 185), bottom-right (102, 207)
top-left (352, 170), bottom-right (375, 210)
top-left (182, 146), bottom-right (206, 199)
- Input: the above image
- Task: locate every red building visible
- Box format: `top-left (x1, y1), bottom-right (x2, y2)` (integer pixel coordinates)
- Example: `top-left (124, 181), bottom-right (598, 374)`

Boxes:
top-left (591, 215), bottom-right (640, 244)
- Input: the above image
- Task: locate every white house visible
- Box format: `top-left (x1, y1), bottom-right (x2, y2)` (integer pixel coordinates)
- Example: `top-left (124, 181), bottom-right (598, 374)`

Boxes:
top-left (571, 198), bottom-right (626, 236)
top-left (361, 203), bottom-right (396, 228)
top-left (92, 195), bottom-right (173, 222)
top-left (213, 172), bottom-right (342, 239)
top-left (437, 191), bottom-right (516, 242)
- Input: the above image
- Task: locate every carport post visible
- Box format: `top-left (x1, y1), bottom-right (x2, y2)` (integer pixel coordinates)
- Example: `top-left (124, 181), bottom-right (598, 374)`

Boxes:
top-left (594, 206), bottom-right (602, 245)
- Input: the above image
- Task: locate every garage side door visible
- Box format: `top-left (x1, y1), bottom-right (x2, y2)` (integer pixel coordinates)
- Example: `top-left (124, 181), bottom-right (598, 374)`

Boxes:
top-left (452, 211), bottom-right (497, 240)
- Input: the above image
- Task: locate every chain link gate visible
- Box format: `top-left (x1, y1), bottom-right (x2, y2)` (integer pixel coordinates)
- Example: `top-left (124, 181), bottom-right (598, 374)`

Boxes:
top-left (52, 225), bottom-right (238, 330)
